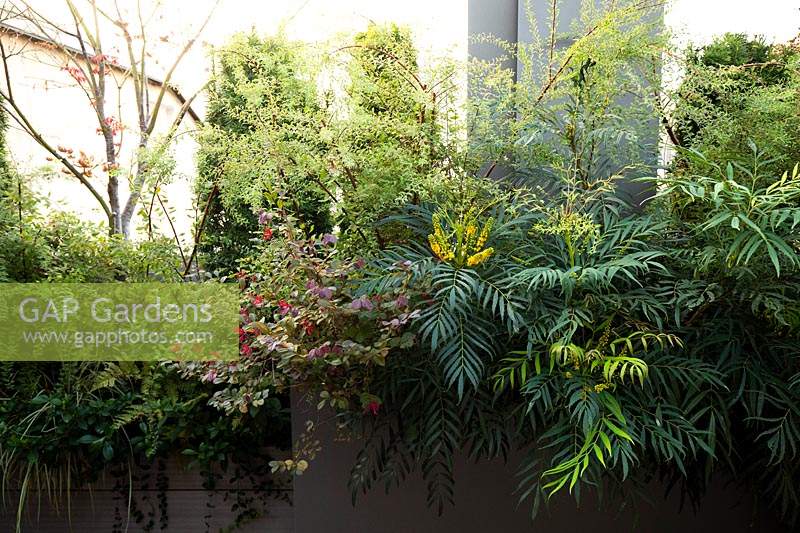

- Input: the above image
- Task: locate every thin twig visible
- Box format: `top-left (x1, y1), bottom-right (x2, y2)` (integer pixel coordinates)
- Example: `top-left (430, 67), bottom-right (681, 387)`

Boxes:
top-left (156, 192), bottom-right (188, 268)
top-left (183, 184), bottom-right (218, 279)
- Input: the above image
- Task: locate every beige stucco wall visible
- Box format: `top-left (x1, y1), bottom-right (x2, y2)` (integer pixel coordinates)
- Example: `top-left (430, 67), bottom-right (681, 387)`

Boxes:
top-left (1, 30), bottom-right (199, 241)
top-left (4, 0), bottom-right (468, 244)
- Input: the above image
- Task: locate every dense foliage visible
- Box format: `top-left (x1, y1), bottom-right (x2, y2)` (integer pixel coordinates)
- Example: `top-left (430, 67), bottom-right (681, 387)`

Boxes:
top-left (0, 361), bottom-right (289, 531)
top-left (4, 2), bottom-right (800, 531)
top-left (671, 33), bottom-right (800, 175)
top-left (193, 6), bottom-right (800, 529)
top-left (196, 24), bottom-right (458, 273)
top-left (0, 168), bottom-right (290, 531)
top-left (196, 34), bottom-right (332, 274)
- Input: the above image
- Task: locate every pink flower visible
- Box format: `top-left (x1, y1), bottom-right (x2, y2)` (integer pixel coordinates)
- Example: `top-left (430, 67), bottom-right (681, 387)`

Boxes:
top-left (307, 343), bottom-right (328, 360)
top-left (202, 368), bottom-right (218, 383)
top-left (258, 335), bottom-right (281, 351)
top-left (307, 342), bottom-right (342, 359)
top-left (63, 65), bottom-right (86, 83)
top-left (351, 296), bottom-right (374, 311)
top-left (321, 234), bottom-right (338, 246)
top-left (306, 279), bottom-right (334, 300)
top-left (382, 318), bottom-right (402, 329)
top-left (395, 294), bottom-right (409, 308)
top-left (90, 54), bottom-right (116, 65)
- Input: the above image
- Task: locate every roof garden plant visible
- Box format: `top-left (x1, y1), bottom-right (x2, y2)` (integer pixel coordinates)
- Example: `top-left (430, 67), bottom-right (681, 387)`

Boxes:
top-left (192, 4), bottom-right (800, 528)
top-left (3, 1), bottom-right (800, 531)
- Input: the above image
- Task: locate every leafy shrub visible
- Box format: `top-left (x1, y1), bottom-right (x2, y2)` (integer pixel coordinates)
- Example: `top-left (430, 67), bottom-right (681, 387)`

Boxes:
top-left (671, 33), bottom-right (800, 174)
top-left (198, 24), bottom-right (459, 267)
top-left (333, 23), bottom-right (446, 250)
top-left (656, 146), bottom-right (800, 519)
top-left (0, 361), bottom-right (290, 530)
top-left (181, 209), bottom-right (417, 426)
top-left (348, 172), bottom-right (700, 508)
top-left (185, 8), bottom-right (800, 529)
top-left (196, 33), bottom-right (333, 274)
top-left (0, 169), bottom-right (290, 529)
top-left (0, 210), bottom-right (181, 282)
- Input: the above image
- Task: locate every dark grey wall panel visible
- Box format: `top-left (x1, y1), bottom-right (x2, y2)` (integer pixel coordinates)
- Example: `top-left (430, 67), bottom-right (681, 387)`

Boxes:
top-left (468, 0), bottom-right (518, 72)
top-left (1, 459), bottom-right (294, 532)
top-left (291, 396), bottom-right (787, 533)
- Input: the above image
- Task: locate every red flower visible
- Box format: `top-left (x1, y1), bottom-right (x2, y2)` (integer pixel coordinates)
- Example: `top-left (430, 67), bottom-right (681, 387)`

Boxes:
top-left (252, 294), bottom-right (264, 307)
top-left (90, 53), bottom-right (116, 65)
top-left (302, 319), bottom-right (315, 335)
top-left (263, 227), bottom-right (273, 241)
top-left (240, 343), bottom-right (253, 357)
top-left (366, 401), bottom-right (380, 416)
top-left (277, 299), bottom-right (292, 315)
top-left (96, 116), bottom-right (123, 136)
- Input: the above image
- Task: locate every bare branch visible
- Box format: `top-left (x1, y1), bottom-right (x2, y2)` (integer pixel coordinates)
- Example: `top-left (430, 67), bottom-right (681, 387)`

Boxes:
top-left (145, 0), bottom-right (217, 136)
top-left (183, 183), bottom-right (218, 279)
top-left (156, 191), bottom-right (187, 268)
top-left (0, 37), bottom-right (112, 222)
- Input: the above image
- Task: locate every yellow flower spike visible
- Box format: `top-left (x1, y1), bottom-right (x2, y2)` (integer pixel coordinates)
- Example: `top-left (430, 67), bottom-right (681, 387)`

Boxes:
top-left (428, 209), bottom-right (494, 267)
top-left (475, 218), bottom-right (493, 251)
top-left (466, 247), bottom-right (494, 267)
top-left (428, 235), bottom-right (444, 260)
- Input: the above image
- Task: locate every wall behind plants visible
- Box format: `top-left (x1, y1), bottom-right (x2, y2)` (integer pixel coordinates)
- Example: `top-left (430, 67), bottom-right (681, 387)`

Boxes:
top-left (1, 460), bottom-right (294, 533)
top-left (292, 397), bottom-right (788, 533)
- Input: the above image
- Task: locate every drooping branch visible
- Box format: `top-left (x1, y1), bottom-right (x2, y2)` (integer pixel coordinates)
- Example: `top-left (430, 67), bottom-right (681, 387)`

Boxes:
top-left (0, 36), bottom-right (113, 224)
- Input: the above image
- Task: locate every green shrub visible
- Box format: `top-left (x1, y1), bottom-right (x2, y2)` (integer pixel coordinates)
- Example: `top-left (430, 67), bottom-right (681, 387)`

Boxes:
top-left (196, 33), bottom-right (332, 274)
top-left (0, 361), bottom-right (290, 531)
top-left (197, 25), bottom-right (458, 265)
top-left (192, 9), bottom-right (800, 529)
top-left (0, 147), bottom-right (291, 529)
top-left (0, 210), bottom-right (182, 283)
top-left (333, 23), bottom-right (446, 250)
top-left (671, 33), bottom-right (800, 173)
